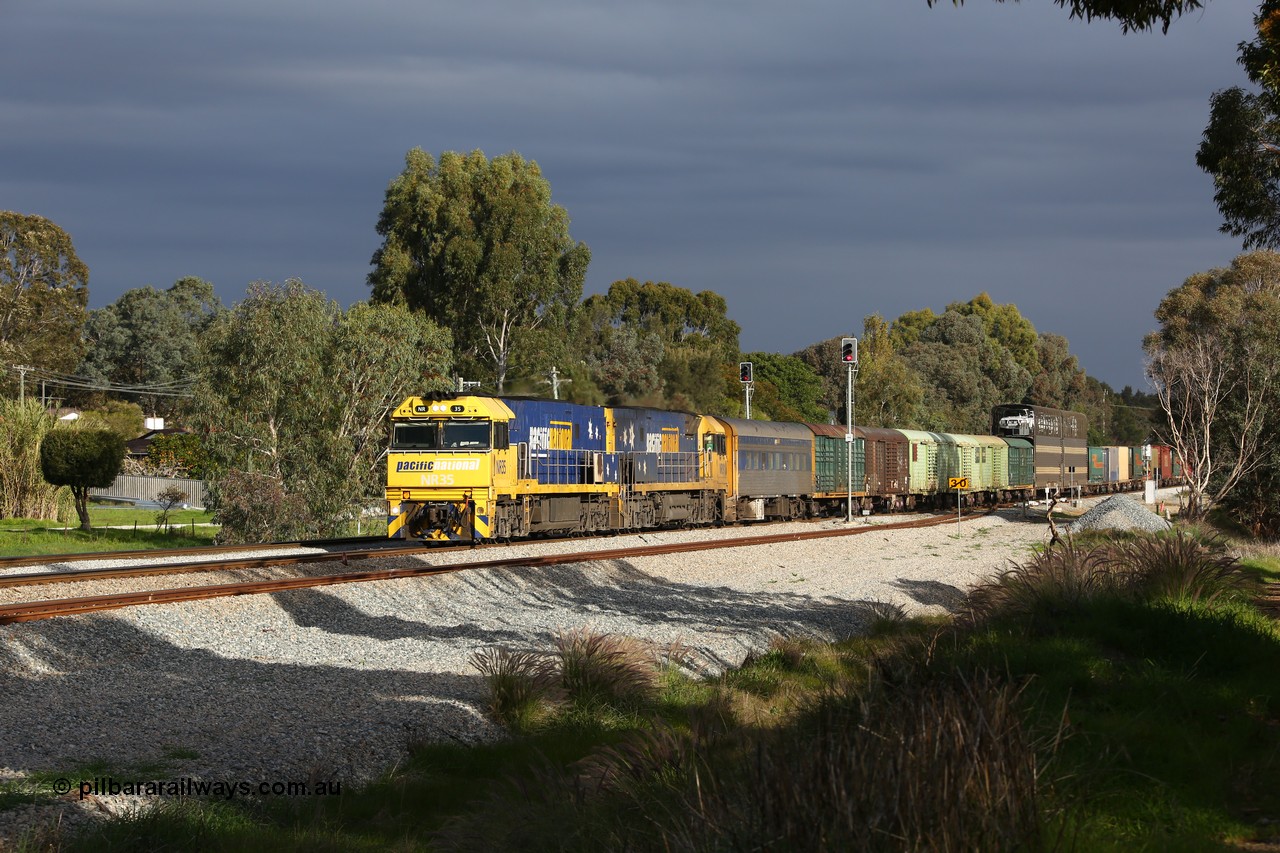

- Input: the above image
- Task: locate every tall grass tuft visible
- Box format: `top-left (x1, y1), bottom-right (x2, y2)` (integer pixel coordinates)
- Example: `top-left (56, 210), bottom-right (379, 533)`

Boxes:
top-left (555, 628), bottom-right (659, 707)
top-left (668, 669), bottom-right (1045, 852)
top-left (470, 646), bottom-right (560, 727)
top-left (964, 542), bottom-right (1122, 629)
top-left (0, 398), bottom-right (72, 521)
top-left (1118, 531), bottom-right (1250, 604)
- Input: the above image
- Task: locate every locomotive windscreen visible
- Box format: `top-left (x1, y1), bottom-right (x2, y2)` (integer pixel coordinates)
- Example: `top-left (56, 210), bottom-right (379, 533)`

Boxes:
top-left (392, 421), bottom-right (490, 450)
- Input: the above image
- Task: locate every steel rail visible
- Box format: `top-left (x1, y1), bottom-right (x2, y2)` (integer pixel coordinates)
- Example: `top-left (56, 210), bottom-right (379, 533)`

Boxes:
top-left (0, 510), bottom-right (989, 623)
top-left (0, 534), bottom-right (396, 570)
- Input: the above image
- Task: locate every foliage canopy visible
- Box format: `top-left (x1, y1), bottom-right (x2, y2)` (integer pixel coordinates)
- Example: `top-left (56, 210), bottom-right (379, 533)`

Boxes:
top-left (39, 428), bottom-right (126, 530)
top-left (369, 149), bottom-right (589, 393)
top-left (0, 211), bottom-right (89, 392)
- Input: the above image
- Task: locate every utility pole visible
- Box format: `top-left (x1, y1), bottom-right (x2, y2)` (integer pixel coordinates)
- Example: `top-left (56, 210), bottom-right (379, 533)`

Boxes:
top-left (13, 365), bottom-right (31, 404)
top-left (542, 366), bottom-right (570, 400)
top-left (455, 377), bottom-right (482, 394)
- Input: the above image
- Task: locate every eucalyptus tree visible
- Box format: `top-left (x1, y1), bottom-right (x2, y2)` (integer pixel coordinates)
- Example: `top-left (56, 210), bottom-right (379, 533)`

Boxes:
top-left (369, 148), bottom-right (589, 393)
top-left (1144, 251), bottom-right (1280, 524)
top-left (741, 352), bottom-right (829, 423)
top-left (579, 278), bottom-right (741, 414)
top-left (929, 0), bottom-right (1207, 32)
top-left (1197, 3), bottom-right (1280, 250)
top-left (191, 280), bottom-right (452, 540)
top-left (77, 276), bottom-right (223, 417)
top-left (0, 211), bottom-right (89, 392)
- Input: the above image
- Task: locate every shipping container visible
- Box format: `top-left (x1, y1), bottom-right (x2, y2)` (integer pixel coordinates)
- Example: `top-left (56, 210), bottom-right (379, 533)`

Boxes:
top-left (1089, 447), bottom-right (1106, 483)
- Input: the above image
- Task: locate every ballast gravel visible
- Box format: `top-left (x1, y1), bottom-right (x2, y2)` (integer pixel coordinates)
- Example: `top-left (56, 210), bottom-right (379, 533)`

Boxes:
top-left (1067, 493), bottom-right (1174, 534)
top-left (0, 490), bottom-right (1185, 843)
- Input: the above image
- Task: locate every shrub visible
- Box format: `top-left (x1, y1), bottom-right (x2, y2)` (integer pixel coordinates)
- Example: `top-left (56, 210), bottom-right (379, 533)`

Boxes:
top-left (154, 485), bottom-right (189, 532)
top-left (0, 398), bottom-right (69, 520)
top-left (211, 470), bottom-right (311, 544)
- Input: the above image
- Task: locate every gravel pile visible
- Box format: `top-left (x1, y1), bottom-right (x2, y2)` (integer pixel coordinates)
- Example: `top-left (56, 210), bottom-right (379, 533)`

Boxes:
top-left (1067, 494), bottom-right (1173, 534)
top-left (0, 510), bottom-right (1056, 843)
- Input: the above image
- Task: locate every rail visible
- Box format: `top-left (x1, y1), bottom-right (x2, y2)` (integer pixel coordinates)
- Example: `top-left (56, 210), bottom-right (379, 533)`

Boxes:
top-left (0, 509), bottom-right (991, 622)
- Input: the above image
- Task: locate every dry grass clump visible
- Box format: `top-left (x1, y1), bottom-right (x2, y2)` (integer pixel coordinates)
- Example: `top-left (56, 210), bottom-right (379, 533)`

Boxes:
top-left (1117, 531), bottom-right (1248, 604)
top-left (964, 542), bottom-right (1122, 628)
top-left (665, 668), bottom-right (1045, 852)
top-left (555, 628), bottom-right (660, 706)
top-left (964, 532), bottom-right (1254, 630)
top-left (472, 629), bottom-right (665, 727)
top-left (469, 646), bottom-right (560, 727)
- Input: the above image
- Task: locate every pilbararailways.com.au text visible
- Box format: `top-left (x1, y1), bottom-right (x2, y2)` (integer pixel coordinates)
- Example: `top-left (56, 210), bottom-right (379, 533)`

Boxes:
top-left (55, 776), bottom-right (342, 800)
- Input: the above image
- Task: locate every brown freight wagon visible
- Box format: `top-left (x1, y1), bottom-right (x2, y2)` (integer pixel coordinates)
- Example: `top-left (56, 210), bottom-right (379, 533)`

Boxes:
top-left (991, 404), bottom-right (1089, 494)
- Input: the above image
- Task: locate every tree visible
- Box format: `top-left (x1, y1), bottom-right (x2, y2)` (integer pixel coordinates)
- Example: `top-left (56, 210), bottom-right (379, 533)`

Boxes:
top-left (39, 428), bottom-right (125, 530)
top-left (1027, 333), bottom-right (1089, 410)
top-left (76, 276), bottom-right (222, 417)
top-left (1196, 4), bottom-right (1280, 249)
top-left (902, 310), bottom-right (1033, 433)
top-left (191, 281), bottom-right (452, 540)
top-left (849, 315), bottom-right (927, 428)
top-left (928, 0), bottom-right (1207, 33)
top-left (578, 279), bottom-right (741, 414)
top-left (949, 293), bottom-right (1041, 376)
top-left (369, 149), bottom-right (590, 392)
top-left (0, 212), bottom-right (89, 393)
top-left (741, 352), bottom-right (828, 423)
top-left (80, 400), bottom-right (145, 441)
top-left (1144, 251), bottom-right (1280, 522)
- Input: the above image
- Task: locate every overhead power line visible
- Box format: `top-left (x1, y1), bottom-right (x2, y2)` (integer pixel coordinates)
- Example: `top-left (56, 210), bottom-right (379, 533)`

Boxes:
top-left (10, 365), bottom-right (198, 398)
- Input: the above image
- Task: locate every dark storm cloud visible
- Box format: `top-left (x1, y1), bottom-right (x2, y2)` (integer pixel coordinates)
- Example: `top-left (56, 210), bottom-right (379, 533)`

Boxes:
top-left (0, 0), bottom-right (1259, 389)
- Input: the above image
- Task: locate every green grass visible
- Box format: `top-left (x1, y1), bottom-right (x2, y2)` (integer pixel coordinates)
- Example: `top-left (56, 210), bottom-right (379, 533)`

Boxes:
top-left (17, 530), bottom-right (1280, 851)
top-left (0, 504), bottom-right (218, 556)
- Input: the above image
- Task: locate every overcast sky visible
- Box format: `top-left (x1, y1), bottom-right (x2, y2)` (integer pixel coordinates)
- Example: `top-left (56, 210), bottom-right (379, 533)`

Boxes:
top-left (2, 0), bottom-right (1257, 391)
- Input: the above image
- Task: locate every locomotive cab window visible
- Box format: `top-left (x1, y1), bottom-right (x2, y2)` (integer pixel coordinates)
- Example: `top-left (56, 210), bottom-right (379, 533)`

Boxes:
top-left (392, 422), bottom-right (440, 450)
top-left (443, 421), bottom-right (490, 449)
top-left (392, 420), bottom-right (491, 450)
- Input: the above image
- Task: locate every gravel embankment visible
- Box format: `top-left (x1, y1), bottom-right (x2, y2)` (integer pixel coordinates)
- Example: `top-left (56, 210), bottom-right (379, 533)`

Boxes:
top-left (0, 490), bottom-right (1183, 842)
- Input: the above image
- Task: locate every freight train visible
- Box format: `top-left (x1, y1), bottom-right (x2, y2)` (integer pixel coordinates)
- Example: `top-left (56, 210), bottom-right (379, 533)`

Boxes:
top-left (386, 397), bottom-right (1179, 542)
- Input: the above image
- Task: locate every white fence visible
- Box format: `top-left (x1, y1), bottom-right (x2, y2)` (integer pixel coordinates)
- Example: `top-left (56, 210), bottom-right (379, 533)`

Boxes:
top-left (90, 475), bottom-right (207, 509)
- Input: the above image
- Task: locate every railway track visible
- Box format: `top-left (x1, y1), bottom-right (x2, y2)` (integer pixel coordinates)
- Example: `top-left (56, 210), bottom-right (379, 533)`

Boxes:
top-left (0, 534), bottom-right (400, 571)
top-left (0, 509), bottom-right (993, 623)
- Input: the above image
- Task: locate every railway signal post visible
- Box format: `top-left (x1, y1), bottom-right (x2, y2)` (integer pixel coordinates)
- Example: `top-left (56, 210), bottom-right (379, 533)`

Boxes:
top-left (739, 361), bottom-right (754, 419)
top-left (841, 338), bottom-right (858, 522)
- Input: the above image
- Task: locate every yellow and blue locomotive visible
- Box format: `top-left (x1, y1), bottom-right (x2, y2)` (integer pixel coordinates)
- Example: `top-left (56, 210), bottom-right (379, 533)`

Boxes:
top-left (386, 395), bottom-right (730, 541)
